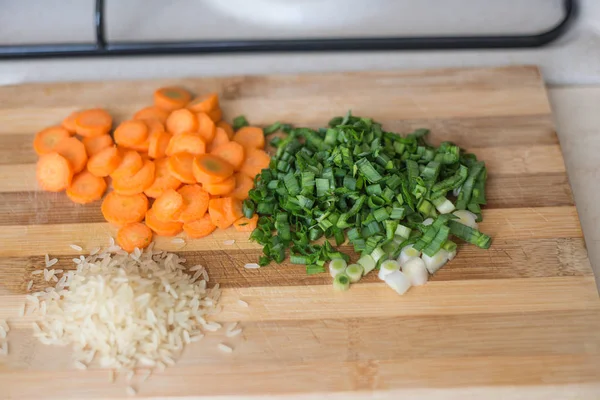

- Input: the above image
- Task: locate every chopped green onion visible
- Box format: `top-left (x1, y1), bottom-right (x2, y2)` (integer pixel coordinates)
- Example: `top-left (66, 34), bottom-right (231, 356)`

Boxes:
top-left (371, 246), bottom-right (386, 263)
top-left (263, 121), bottom-right (282, 135)
top-left (306, 265), bottom-right (325, 275)
top-left (357, 255), bottom-right (376, 275)
top-left (329, 258), bottom-right (347, 278)
top-left (345, 264), bottom-right (364, 283)
top-left (448, 220), bottom-right (491, 249)
top-left (333, 273), bottom-right (351, 291)
top-left (395, 224), bottom-right (411, 239)
top-left (232, 115), bottom-right (249, 130)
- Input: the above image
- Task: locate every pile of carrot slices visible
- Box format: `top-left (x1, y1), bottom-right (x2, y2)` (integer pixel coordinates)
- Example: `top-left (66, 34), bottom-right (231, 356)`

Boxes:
top-left (34, 87), bottom-right (267, 252)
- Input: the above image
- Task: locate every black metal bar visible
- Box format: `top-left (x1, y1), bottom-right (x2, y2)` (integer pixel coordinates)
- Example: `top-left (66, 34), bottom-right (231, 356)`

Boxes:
top-left (0, 0), bottom-right (577, 60)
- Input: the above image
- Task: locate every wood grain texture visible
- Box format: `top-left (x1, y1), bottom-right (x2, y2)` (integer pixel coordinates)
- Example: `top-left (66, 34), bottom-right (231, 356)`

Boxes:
top-left (0, 66), bottom-right (598, 399)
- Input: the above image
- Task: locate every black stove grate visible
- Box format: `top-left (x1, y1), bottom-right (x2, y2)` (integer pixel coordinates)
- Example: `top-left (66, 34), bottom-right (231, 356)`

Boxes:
top-left (0, 0), bottom-right (577, 60)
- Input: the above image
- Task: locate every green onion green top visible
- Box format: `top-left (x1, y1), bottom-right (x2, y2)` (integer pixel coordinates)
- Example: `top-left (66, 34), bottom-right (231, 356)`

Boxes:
top-left (245, 111), bottom-right (491, 273)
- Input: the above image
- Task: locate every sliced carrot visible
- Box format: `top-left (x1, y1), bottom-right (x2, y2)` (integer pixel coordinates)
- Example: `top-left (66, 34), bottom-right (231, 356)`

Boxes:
top-left (230, 172), bottom-right (254, 200)
top-left (116, 222), bottom-right (153, 252)
top-left (207, 127), bottom-right (230, 152)
top-left (61, 111), bottom-right (80, 134)
top-left (148, 129), bottom-right (172, 159)
top-left (167, 152), bottom-right (196, 184)
top-left (233, 126), bottom-right (265, 150)
top-left (145, 207), bottom-right (183, 237)
top-left (207, 108), bottom-right (222, 123)
top-left (153, 188), bottom-right (184, 221)
top-left (233, 215), bottom-right (258, 232)
top-left (54, 136), bottom-right (88, 173)
top-left (112, 159), bottom-right (156, 195)
top-left (166, 108), bottom-right (198, 135)
top-left (82, 134), bottom-right (113, 157)
top-left (127, 139), bottom-right (150, 153)
top-left (196, 112), bottom-right (216, 143)
top-left (210, 141), bottom-right (245, 171)
top-left (187, 93), bottom-right (219, 113)
top-left (203, 175), bottom-right (235, 196)
top-left (74, 108), bottom-right (112, 137)
top-left (114, 120), bottom-right (149, 148)
top-left (111, 150), bottom-right (143, 179)
top-left (66, 169), bottom-right (107, 204)
top-left (101, 191), bottom-right (148, 226)
top-left (192, 154), bottom-right (234, 185)
top-left (183, 214), bottom-right (217, 239)
top-left (87, 146), bottom-right (122, 177)
top-left (208, 197), bottom-right (243, 229)
top-left (154, 87), bottom-right (192, 111)
top-left (36, 152), bottom-right (73, 192)
top-left (144, 157), bottom-right (182, 198)
top-left (239, 148), bottom-right (271, 178)
top-left (217, 121), bottom-right (234, 139)
top-left (33, 126), bottom-right (71, 155)
top-left (177, 184), bottom-right (210, 223)
top-left (165, 132), bottom-right (206, 156)
top-left (133, 106), bottom-right (169, 124)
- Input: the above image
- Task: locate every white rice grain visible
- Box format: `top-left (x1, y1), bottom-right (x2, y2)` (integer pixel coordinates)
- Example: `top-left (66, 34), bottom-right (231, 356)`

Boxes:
top-left (243, 263), bottom-right (260, 269)
top-left (32, 270), bottom-right (43, 275)
top-left (44, 254), bottom-right (50, 266)
top-left (217, 343), bottom-right (233, 353)
top-left (189, 265), bottom-right (204, 272)
top-left (73, 361), bottom-right (87, 370)
top-left (226, 328), bottom-right (243, 338)
top-left (126, 386), bottom-right (136, 396)
top-left (171, 238), bottom-right (185, 245)
top-left (223, 239), bottom-right (235, 246)
top-left (69, 244), bottom-right (83, 252)
top-left (237, 299), bottom-right (249, 307)
top-left (47, 258), bottom-right (58, 268)
top-left (27, 280), bottom-right (33, 291)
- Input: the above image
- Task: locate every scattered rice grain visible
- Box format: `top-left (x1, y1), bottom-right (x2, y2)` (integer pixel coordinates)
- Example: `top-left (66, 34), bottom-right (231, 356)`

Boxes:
top-left (27, 280), bottom-right (33, 291)
top-left (69, 244), bottom-right (83, 252)
top-left (223, 239), bottom-right (235, 246)
top-left (171, 238), bottom-right (185, 245)
top-left (74, 361), bottom-right (87, 370)
top-left (31, 270), bottom-right (43, 276)
top-left (217, 343), bottom-right (233, 353)
top-left (243, 263), bottom-right (260, 269)
top-left (226, 328), bottom-right (243, 338)
top-left (126, 386), bottom-right (136, 396)
top-left (237, 299), bottom-right (249, 307)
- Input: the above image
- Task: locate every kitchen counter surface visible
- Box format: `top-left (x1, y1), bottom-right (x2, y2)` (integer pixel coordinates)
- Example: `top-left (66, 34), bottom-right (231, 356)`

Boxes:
top-left (549, 86), bottom-right (600, 292)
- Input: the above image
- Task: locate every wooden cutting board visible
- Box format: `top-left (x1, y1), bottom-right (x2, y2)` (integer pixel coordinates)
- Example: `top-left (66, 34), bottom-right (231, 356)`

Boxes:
top-left (0, 66), bottom-right (599, 399)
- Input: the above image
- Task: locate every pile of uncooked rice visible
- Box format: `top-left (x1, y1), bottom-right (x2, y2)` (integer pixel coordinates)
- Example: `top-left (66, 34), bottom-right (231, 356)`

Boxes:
top-left (25, 240), bottom-right (223, 372)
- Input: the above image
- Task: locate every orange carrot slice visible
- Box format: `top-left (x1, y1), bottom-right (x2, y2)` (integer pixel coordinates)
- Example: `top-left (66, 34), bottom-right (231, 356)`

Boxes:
top-left (233, 215), bottom-right (258, 232)
top-left (116, 222), bottom-right (153, 252)
top-left (207, 127), bottom-right (230, 152)
top-left (127, 139), bottom-right (150, 153)
top-left (54, 136), bottom-right (88, 173)
top-left (233, 126), bottom-right (265, 150)
top-left (61, 111), bottom-right (80, 134)
top-left (101, 191), bottom-right (148, 226)
top-left (196, 112), bottom-right (216, 143)
top-left (183, 214), bottom-right (217, 239)
top-left (166, 108), bottom-right (198, 135)
top-left (153, 188), bottom-right (184, 221)
top-left (206, 108), bottom-right (222, 123)
top-left (148, 129), bottom-right (172, 159)
top-left (74, 108), bottom-right (112, 137)
top-left (144, 158), bottom-right (182, 198)
top-left (187, 93), bottom-right (219, 113)
top-left (203, 175), bottom-right (235, 196)
top-left (114, 120), bottom-right (149, 148)
top-left (208, 197), bottom-right (243, 229)
top-left (177, 184), bottom-right (210, 223)
top-left (33, 126), bottom-right (71, 156)
top-left (165, 132), bottom-right (206, 156)
top-left (154, 87), bottom-right (192, 111)
top-left (82, 134), bottom-right (113, 157)
top-left (111, 150), bottom-right (144, 179)
top-left (87, 146), bottom-right (122, 177)
top-left (145, 207), bottom-right (183, 237)
top-left (112, 159), bottom-right (156, 195)
top-left (210, 141), bottom-right (245, 171)
top-left (36, 152), bottom-right (73, 192)
top-left (66, 169), bottom-right (107, 204)
top-left (192, 154), bottom-right (234, 185)
top-left (239, 148), bottom-right (271, 178)
top-left (133, 106), bottom-right (170, 124)
top-left (230, 172), bottom-right (254, 200)
top-left (167, 152), bottom-right (196, 184)
top-left (217, 121), bottom-right (234, 139)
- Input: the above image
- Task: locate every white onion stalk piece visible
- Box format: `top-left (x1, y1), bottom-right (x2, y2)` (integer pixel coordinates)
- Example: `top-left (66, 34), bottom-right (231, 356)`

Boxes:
top-left (357, 255), bottom-right (376, 276)
top-left (435, 199), bottom-right (455, 214)
top-left (398, 245), bottom-right (421, 266)
top-left (345, 264), bottom-right (364, 283)
top-left (378, 260), bottom-right (400, 281)
top-left (422, 218), bottom-right (434, 226)
top-left (422, 249), bottom-right (450, 274)
top-left (402, 257), bottom-right (428, 286)
top-left (329, 258), bottom-right (347, 278)
top-left (384, 271), bottom-right (412, 295)
top-left (452, 210), bottom-right (478, 229)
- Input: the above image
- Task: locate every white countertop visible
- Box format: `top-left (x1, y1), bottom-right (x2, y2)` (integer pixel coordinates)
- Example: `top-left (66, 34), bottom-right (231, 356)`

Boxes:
top-left (549, 86), bottom-right (600, 292)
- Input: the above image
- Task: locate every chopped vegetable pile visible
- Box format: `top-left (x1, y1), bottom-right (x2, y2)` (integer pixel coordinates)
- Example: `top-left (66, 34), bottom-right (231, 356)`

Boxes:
top-left (244, 112), bottom-right (491, 288)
